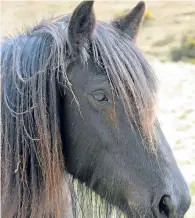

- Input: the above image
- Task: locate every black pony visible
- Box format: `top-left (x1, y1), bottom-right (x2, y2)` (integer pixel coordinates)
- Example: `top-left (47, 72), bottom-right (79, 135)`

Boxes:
top-left (1, 1), bottom-right (191, 218)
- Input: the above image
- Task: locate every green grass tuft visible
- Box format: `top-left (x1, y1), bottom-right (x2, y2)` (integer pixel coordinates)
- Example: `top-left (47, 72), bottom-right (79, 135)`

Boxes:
top-left (190, 182), bottom-right (195, 195)
top-left (170, 35), bottom-right (195, 64)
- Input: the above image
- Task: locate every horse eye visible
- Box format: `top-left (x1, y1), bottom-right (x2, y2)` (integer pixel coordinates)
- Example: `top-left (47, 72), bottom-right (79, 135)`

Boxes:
top-left (93, 93), bottom-right (108, 102)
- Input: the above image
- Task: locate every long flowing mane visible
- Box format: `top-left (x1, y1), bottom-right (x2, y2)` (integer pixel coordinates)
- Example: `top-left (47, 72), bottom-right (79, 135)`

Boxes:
top-left (1, 14), bottom-right (157, 217)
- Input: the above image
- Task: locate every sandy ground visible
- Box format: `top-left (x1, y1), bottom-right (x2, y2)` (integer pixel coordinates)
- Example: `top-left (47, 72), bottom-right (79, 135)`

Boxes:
top-left (153, 61), bottom-right (195, 218)
top-left (1, 1), bottom-right (195, 217)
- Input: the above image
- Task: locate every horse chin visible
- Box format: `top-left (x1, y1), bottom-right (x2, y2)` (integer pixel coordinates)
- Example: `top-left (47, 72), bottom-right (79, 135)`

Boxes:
top-left (117, 201), bottom-right (153, 218)
top-left (125, 207), bottom-right (155, 218)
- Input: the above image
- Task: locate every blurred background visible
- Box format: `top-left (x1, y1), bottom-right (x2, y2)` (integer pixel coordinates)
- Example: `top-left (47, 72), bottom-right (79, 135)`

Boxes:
top-left (1, 1), bottom-right (195, 217)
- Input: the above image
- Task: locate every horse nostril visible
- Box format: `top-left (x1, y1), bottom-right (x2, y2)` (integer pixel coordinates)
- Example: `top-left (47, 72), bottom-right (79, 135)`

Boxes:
top-left (159, 195), bottom-right (174, 217)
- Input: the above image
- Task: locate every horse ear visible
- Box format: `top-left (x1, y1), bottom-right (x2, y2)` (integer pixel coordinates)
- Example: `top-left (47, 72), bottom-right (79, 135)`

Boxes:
top-left (67, 1), bottom-right (95, 52)
top-left (111, 1), bottom-right (146, 42)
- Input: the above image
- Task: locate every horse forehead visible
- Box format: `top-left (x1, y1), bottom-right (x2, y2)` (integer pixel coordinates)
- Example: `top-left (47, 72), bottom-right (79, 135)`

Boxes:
top-left (70, 60), bottom-right (106, 83)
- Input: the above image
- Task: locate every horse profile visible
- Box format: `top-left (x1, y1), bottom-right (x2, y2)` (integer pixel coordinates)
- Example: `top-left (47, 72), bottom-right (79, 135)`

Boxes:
top-left (1, 1), bottom-right (191, 217)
